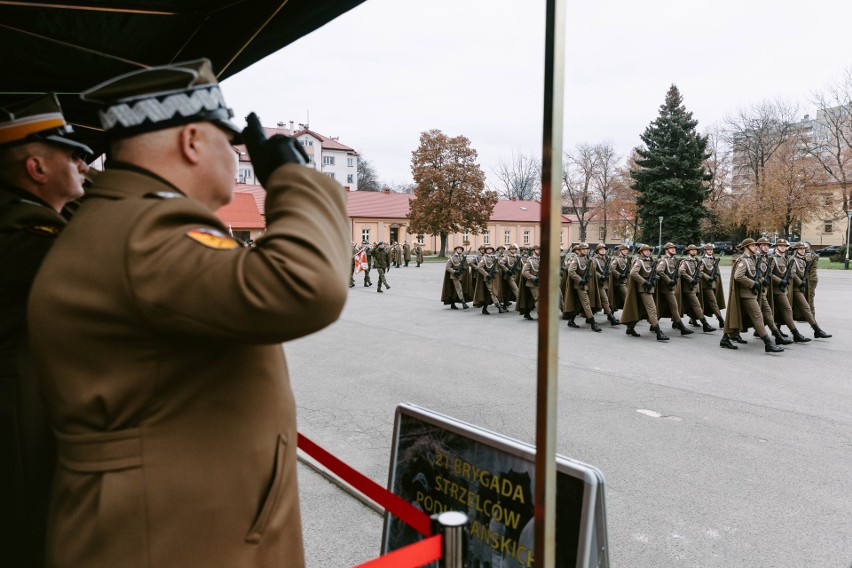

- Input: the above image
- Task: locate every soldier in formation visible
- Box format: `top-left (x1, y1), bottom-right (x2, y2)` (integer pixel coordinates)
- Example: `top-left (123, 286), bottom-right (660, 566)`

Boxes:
top-left (373, 241), bottom-right (391, 292)
top-left (621, 244), bottom-right (670, 340)
top-left (563, 243), bottom-right (602, 331)
top-left (591, 243), bottom-right (619, 326)
top-left (678, 245), bottom-right (716, 332)
top-left (414, 242), bottom-right (424, 267)
top-left (441, 245), bottom-right (471, 309)
top-left (609, 244), bottom-right (631, 312)
top-left (655, 242), bottom-right (694, 336)
top-left (789, 242), bottom-right (831, 338)
top-left (474, 245), bottom-right (508, 314)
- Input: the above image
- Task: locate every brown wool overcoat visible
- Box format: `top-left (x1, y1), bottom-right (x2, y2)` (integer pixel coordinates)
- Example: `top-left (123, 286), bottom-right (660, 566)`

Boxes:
top-left (27, 164), bottom-right (349, 568)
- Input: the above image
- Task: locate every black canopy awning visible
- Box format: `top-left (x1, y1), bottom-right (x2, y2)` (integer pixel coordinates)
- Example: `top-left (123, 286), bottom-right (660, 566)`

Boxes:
top-left (0, 0), bottom-right (366, 148)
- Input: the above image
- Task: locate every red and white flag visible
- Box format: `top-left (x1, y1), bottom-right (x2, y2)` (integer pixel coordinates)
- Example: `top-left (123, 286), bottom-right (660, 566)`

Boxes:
top-left (354, 248), bottom-right (368, 273)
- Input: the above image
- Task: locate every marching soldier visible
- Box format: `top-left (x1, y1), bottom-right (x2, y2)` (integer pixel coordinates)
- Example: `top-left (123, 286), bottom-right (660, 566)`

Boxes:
top-left (362, 241), bottom-right (373, 287)
top-left (403, 240), bottom-right (411, 266)
top-left (518, 244), bottom-right (542, 320)
top-left (803, 243), bottom-right (819, 317)
top-left (655, 242), bottom-right (694, 336)
top-left (678, 245), bottom-right (716, 332)
top-left (500, 244), bottom-right (523, 303)
top-left (414, 241), bottom-right (424, 267)
top-left (752, 237), bottom-right (792, 345)
top-left (564, 243), bottom-right (602, 331)
top-left (699, 242), bottom-right (725, 328)
top-left (721, 239), bottom-right (783, 352)
top-left (790, 242), bottom-right (831, 338)
top-left (373, 241), bottom-right (391, 292)
top-left (609, 244), bottom-right (631, 312)
top-left (621, 244), bottom-right (669, 340)
top-left (592, 243), bottom-right (619, 326)
top-left (474, 246), bottom-right (507, 314)
top-left (758, 239), bottom-right (810, 345)
top-left (441, 245), bottom-right (470, 309)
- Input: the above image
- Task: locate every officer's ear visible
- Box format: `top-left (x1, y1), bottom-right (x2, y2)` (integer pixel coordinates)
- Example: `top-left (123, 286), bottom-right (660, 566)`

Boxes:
top-left (24, 153), bottom-right (49, 185)
top-left (178, 123), bottom-right (203, 166)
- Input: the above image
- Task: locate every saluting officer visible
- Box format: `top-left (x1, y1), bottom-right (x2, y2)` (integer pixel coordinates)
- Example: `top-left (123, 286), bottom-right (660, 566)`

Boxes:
top-left (28, 59), bottom-right (350, 567)
top-left (621, 243), bottom-right (670, 341)
top-left (373, 241), bottom-right (391, 292)
top-left (0, 94), bottom-right (93, 568)
top-left (655, 242), bottom-right (694, 336)
top-left (678, 245), bottom-right (716, 332)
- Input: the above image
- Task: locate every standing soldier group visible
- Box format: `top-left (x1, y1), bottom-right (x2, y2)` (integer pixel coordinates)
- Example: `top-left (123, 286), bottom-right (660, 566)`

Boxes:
top-left (440, 238), bottom-right (833, 354)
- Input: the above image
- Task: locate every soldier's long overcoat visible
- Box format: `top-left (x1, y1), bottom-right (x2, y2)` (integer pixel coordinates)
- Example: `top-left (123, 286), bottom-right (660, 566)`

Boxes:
top-left (27, 164), bottom-right (349, 568)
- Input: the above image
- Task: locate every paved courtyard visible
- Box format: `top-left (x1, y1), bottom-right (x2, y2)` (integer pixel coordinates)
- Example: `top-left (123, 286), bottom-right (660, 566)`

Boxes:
top-left (291, 261), bottom-right (851, 567)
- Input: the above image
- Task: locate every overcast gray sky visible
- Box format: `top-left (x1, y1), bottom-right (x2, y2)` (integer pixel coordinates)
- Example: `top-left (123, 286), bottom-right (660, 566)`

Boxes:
top-left (223, 0), bottom-right (852, 189)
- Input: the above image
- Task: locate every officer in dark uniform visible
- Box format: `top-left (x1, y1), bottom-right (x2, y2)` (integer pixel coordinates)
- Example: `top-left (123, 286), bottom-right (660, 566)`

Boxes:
top-left (0, 94), bottom-right (92, 567)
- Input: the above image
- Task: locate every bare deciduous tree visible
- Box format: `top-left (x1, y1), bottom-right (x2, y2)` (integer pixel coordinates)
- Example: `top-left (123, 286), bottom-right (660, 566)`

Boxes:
top-left (592, 143), bottom-right (620, 242)
top-left (357, 158), bottom-right (381, 192)
top-left (702, 125), bottom-right (738, 240)
top-left (562, 144), bottom-right (598, 242)
top-left (725, 99), bottom-right (799, 192)
top-left (493, 152), bottom-right (541, 201)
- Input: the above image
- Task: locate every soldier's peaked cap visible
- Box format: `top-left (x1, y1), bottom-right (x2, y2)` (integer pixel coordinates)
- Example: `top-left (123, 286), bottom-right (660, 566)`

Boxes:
top-left (0, 93), bottom-right (93, 155)
top-left (595, 243), bottom-right (607, 251)
top-left (737, 238), bottom-right (756, 249)
top-left (453, 245), bottom-right (464, 251)
top-left (638, 243), bottom-right (652, 252)
top-left (703, 242), bottom-right (714, 248)
top-left (484, 245), bottom-right (495, 252)
top-left (531, 244), bottom-right (541, 250)
top-left (618, 244), bottom-right (629, 250)
top-left (775, 239), bottom-right (790, 246)
top-left (663, 242), bottom-right (676, 249)
top-left (685, 244), bottom-right (698, 251)
top-left (791, 241), bottom-right (806, 249)
top-left (755, 237), bottom-right (770, 244)
top-left (81, 59), bottom-right (241, 141)
top-left (578, 242), bottom-right (590, 249)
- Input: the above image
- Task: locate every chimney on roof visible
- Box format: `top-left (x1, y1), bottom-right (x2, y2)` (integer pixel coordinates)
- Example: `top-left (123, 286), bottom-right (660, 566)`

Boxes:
top-left (289, 121), bottom-right (294, 130)
top-left (277, 121), bottom-right (284, 127)
top-left (383, 187), bottom-right (390, 194)
top-left (803, 114), bottom-right (810, 120)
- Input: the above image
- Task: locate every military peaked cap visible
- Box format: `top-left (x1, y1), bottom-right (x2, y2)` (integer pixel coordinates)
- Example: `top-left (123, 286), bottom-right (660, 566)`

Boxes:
top-left (703, 242), bottom-right (714, 249)
top-left (81, 59), bottom-right (241, 141)
top-left (755, 237), bottom-right (770, 244)
top-left (663, 242), bottom-right (676, 249)
top-left (0, 93), bottom-right (93, 155)
top-left (775, 239), bottom-right (789, 247)
top-left (595, 243), bottom-right (607, 252)
top-left (618, 244), bottom-right (629, 251)
top-left (638, 243), bottom-right (652, 252)
top-left (685, 244), bottom-right (698, 252)
top-left (737, 238), bottom-right (756, 249)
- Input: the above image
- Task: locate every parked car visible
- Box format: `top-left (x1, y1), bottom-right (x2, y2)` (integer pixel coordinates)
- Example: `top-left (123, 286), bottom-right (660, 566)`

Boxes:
top-left (818, 245), bottom-right (840, 257)
top-left (714, 241), bottom-right (736, 255)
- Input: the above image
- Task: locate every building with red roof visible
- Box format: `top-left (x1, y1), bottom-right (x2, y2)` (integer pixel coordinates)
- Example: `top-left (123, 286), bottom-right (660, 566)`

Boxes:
top-left (214, 191), bottom-right (265, 244)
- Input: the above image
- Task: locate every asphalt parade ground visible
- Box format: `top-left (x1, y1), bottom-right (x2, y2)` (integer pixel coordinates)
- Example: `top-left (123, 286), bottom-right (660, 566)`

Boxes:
top-left (290, 260), bottom-right (851, 568)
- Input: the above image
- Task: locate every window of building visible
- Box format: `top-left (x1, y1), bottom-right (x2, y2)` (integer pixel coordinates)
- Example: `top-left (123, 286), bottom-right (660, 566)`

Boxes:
top-left (347, 174), bottom-right (354, 184)
top-left (504, 229), bottom-right (511, 244)
top-left (308, 155), bottom-right (315, 164)
top-left (560, 231), bottom-right (564, 244)
top-left (523, 230), bottom-right (530, 245)
top-left (301, 138), bottom-right (313, 146)
top-left (824, 220), bottom-right (833, 233)
top-left (599, 226), bottom-right (606, 241)
top-left (417, 234), bottom-right (425, 245)
top-left (463, 231), bottom-right (469, 242)
top-left (347, 157), bottom-right (354, 167)
top-left (483, 231), bottom-right (490, 244)
top-left (325, 172), bottom-right (335, 179)
top-left (361, 228), bottom-right (370, 242)
top-left (824, 194), bottom-right (833, 206)
top-left (323, 155), bottom-right (335, 165)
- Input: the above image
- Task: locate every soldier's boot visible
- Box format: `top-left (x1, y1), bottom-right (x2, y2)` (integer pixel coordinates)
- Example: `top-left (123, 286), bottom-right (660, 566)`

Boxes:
top-left (497, 303), bottom-right (508, 314)
top-left (772, 328), bottom-right (792, 345)
top-left (688, 318), bottom-right (701, 328)
top-left (716, 314), bottom-right (725, 328)
top-left (778, 328), bottom-right (789, 338)
top-left (384, 283), bottom-right (391, 290)
top-left (586, 317), bottom-right (602, 332)
top-left (607, 313), bottom-right (620, 326)
top-left (566, 317), bottom-right (580, 328)
top-left (791, 328), bottom-right (811, 343)
top-left (673, 321), bottom-right (694, 335)
top-left (462, 301), bottom-right (469, 309)
top-left (700, 318), bottom-right (716, 333)
top-left (651, 324), bottom-right (670, 341)
top-left (752, 330), bottom-right (760, 337)
top-left (481, 305), bottom-right (490, 315)
top-left (349, 280), bottom-right (355, 288)
top-left (732, 334), bottom-right (748, 344)
top-left (625, 326), bottom-right (641, 337)
top-left (364, 281), bottom-right (370, 287)
top-left (377, 287), bottom-right (383, 293)
top-left (761, 335), bottom-right (784, 353)
top-left (450, 303), bottom-right (459, 310)
top-left (812, 324), bottom-right (832, 339)
top-left (719, 335), bottom-right (738, 350)
top-left (524, 312), bottom-right (535, 320)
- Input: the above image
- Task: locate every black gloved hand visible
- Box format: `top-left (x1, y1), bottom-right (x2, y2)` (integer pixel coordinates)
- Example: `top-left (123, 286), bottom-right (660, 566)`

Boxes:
top-left (486, 275), bottom-right (493, 282)
top-left (668, 281), bottom-right (676, 291)
top-left (752, 282), bottom-right (761, 295)
top-left (533, 277), bottom-right (540, 286)
top-left (242, 112), bottom-right (309, 187)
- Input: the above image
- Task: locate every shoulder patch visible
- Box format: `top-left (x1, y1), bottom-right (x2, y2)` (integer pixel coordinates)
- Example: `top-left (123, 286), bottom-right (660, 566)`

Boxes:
top-left (185, 228), bottom-right (240, 250)
top-left (27, 224), bottom-right (61, 237)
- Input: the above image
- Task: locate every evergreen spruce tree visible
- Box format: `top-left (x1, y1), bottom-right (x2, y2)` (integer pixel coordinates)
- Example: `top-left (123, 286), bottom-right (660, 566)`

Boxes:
top-left (630, 85), bottom-right (710, 246)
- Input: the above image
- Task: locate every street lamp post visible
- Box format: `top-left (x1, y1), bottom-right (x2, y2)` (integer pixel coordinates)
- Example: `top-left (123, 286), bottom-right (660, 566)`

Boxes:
top-left (658, 216), bottom-right (663, 253)
top-left (845, 209), bottom-right (852, 270)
